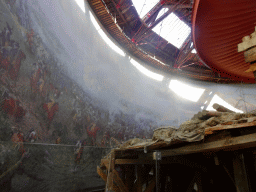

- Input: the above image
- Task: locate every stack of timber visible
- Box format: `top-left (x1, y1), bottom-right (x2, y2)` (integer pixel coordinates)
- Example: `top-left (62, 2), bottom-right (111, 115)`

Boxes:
top-left (98, 104), bottom-right (256, 191)
top-left (238, 26), bottom-right (256, 79)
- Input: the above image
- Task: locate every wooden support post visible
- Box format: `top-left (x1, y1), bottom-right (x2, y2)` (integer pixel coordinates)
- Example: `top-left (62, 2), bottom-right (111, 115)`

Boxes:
top-left (233, 153), bottom-right (250, 192)
top-left (106, 150), bottom-right (116, 192)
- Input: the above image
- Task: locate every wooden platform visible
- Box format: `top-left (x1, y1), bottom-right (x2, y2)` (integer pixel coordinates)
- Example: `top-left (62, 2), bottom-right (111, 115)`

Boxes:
top-left (98, 120), bottom-right (256, 192)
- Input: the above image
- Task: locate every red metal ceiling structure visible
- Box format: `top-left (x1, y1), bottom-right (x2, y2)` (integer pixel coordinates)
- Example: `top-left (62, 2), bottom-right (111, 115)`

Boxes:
top-left (192, 0), bottom-right (256, 83)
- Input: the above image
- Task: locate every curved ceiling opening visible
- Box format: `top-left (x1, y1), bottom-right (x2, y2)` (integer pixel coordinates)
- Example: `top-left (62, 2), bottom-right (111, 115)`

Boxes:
top-left (87, 0), bottom-right (238, 83)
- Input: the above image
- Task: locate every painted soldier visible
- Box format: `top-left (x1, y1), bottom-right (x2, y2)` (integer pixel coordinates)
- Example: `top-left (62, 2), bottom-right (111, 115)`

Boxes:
top-left (86, 122), bottom-right (100, 146)
top-left (2, 93), bottom-right (26, 121)
top-left (11, 127), bottom-right (25, 154)
top-left (43, 98), bottom-right (59, 127)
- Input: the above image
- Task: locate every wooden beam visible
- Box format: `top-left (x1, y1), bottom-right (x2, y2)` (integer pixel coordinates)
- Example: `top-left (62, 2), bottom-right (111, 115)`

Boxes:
top-left (164, 4), bottom-right (193, 9)
top-left (102, 156), bottom-right (207, 172)
top-left (106, 150), bottom-right (115, 191)
top-left (97, 166), bottom-right (120, 192)
top-left (144, 132), bottom-right (256, 158)
top-left (204, 117), bottom-right (256, 135)
top-left (97, 166), bottom-right (107, 182)
top-left (109, 0), bottom-right (126, 24)
top-left (99, 160), bottom-right (129, 192)
top-left (113, 169), bottom-right (129, 192)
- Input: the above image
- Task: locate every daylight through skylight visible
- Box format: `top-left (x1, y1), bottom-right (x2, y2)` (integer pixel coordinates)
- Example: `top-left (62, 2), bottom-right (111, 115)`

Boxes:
top-left (74, 0), bottom-right (85, 13)
top-left (132, 0), bottom-right (159, 18)
top-left (169, 80), bottom-right (205, 102)
top-left (130, 59), bottom-right (164, 81)
top-left (206, 95), bottom-right (244, 113)
top-left (132, 0), bottom-right (191, 49)
top-left (153, 12), bottom-right (191, 49)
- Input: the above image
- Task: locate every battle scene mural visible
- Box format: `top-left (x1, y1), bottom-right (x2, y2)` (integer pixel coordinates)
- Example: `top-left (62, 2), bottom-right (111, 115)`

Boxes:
top-left (0, 0), bottom-right (157, 148)
top-left (2, 0), bottom-right (256, 191)
top-left (0, 1), bottom-right (162, 191)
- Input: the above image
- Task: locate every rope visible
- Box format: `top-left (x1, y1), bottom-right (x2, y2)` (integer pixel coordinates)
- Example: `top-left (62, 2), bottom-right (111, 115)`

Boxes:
top-left (0, 141), bottom-right (113, 149)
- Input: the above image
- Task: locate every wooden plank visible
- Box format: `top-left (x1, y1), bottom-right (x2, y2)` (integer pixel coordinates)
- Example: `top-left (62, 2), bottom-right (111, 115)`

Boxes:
top-left (112, 169), bottom-right (129, 192)
top-left (106, 150), bottom-right (115, 191)
top-left (97, 166), bottom-right (107, 182)
top-left (205, 118), bottom-right (256, 135)
top-left (145, 132), bottom-right (256, 158)
top-left (144, 177), bottom-right (156, 192)
top-left (102, 156), bottom-right (207, 172)
top-left (100, 159), bottom-right (128, 192)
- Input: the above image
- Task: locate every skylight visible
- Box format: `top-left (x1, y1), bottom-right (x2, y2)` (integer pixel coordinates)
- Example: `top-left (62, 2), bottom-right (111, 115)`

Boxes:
top-left (169, 80), bottom-right (205, 102)
top-left (132, 0), bottom-right (159, 18)
top-left (130, 59), bottom-right (164, 81)
top-left (74, 0), bottom-right (85, 13)
top-left (132, 0), bottom-right (191, 49)
top-left (206, 95), bottom-right (244, 113)
top-left (153, 12), bottom-right (191, 49)
top-left (89, 11), bottom-right (125, 57)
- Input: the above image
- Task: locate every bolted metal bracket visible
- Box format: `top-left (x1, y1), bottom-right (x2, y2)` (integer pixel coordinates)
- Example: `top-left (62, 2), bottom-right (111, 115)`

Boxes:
top-left (153, 151), bottom-right (162, 161)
